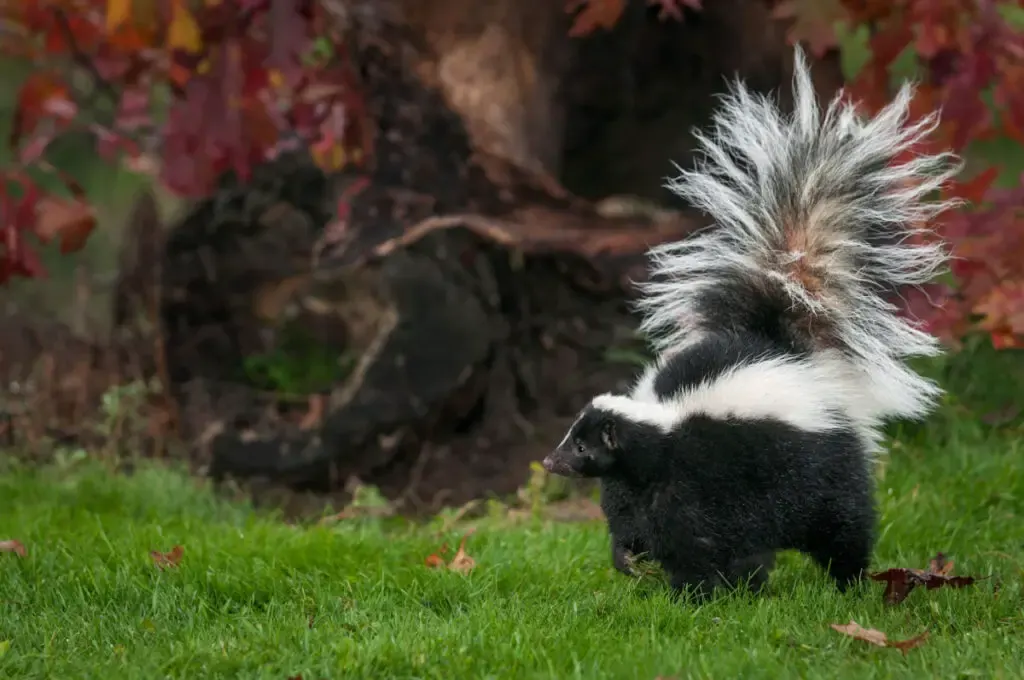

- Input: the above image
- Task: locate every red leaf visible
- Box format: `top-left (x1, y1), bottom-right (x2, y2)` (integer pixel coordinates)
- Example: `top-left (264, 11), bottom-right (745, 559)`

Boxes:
top-left (265, 0), bottom-right (309, 80)
top-left (424, 543), bottom-right (449, 568)
top-left (33, 196), bottom-right (97, 255)
top-left (771, 0), bottom-right (848, 56)
top-left (9, 73), bottom-right (76, 150)
top-left (847, 60), bottom-right (895, 115)
top-left (940, 58), bottom-right (996, 150)
top-left (869, 553), bottom-right (983, 605)
top-left (0, 181), bottom-right (47, 284)
top-left (995, 69), bottom-right (1024, 145)
top-left (946, 167), bottom-right (1000, 205)
top-left (869, 22), bottom-right (914, 69)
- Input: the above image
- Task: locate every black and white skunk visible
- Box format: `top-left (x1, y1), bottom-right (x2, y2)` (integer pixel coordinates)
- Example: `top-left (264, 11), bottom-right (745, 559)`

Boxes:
top-left (542, 47), bottom-right (961, 598)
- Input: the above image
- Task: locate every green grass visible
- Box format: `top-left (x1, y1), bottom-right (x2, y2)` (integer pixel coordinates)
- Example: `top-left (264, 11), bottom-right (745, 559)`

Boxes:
top-left (1, 405), bottom-right (1022, 679)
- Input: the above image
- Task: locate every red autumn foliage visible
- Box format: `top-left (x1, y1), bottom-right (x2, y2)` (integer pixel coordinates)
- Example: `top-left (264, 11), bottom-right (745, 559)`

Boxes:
top-left (1, 0), bottom-right (1023, 349)
top-left (0, 0), bottom-right (369, 283)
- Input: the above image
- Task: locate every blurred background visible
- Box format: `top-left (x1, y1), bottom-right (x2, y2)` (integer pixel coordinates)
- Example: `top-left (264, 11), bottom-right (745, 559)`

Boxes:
top-left (2, 0), bottom-right (1022, 517)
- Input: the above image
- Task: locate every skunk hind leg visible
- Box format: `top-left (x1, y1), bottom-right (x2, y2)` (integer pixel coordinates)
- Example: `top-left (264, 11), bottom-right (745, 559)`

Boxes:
top-left (808, 518), bottom-right (873, 591)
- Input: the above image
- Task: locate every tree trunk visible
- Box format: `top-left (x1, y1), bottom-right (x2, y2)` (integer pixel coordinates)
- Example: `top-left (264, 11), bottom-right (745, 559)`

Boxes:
top-left (115, 0), bottom-right (846, 512)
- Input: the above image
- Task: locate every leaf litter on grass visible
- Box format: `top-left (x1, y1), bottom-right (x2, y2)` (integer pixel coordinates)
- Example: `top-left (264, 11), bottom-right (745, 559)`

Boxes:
top-left (425, 529), bottom-right (476, 573)
top-left (0, 539), bottom-right (26, 556)
top-left (870, 552), bottom-right (983, 604)
top-left (830, 621), bottom-right (930, 655)
top-left (150, 545), bottom-right (183, 570)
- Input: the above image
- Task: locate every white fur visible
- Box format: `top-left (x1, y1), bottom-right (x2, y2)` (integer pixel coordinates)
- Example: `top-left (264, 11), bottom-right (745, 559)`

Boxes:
top-left (595, 352), bottom-right (874, 437)
top-left (556, 409), bottom-right (587, 449)
top-left (634, 46), bottom-right (961, 425)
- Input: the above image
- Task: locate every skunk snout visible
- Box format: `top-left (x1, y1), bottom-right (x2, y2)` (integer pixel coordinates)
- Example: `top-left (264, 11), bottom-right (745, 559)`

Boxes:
top-left (542, 451), bottom-right (583, 478)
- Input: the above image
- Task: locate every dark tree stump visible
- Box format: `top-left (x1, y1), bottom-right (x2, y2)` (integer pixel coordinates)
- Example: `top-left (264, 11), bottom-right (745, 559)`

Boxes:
top-left (136, 0), bottom-right (845, 512)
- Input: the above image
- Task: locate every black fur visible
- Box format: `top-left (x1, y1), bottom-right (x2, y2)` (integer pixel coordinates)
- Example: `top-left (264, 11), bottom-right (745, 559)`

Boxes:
top-left (543, 338), bottom-right (875, 599)
top-left (600, 473), bottom-right (777, 592)
top-left (612, 331), bottom-right (789, 587)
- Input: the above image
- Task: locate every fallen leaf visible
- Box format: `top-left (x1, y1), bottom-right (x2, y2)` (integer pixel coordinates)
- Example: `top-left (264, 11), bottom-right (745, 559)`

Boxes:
top-left (889, 631), bottom-right (931, 654)
top-left (424, 530), bottom-right (477, 573)
top-left (448, 533), bottom-right (476, 574)
top-left (150, 545), bottom-right (184, 570)
top-left (33, 197), bottom-right (97, 254)
top-left (0, 540), bottom-right (26, 557)
top-left (929, 552), bottom-right (954, 576)
top-left (830, 620), bottom-right (888, 647)
top-left (830, 620), bottom-right (929, 655)
top-left (424, 544), bottom-right (449, 568)
top-left (870, 552), bottom-right (982, 605)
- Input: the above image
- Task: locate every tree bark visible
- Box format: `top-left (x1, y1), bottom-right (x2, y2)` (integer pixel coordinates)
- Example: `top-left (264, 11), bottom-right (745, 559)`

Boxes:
top-left (114, 0), bottom-right (847, 512)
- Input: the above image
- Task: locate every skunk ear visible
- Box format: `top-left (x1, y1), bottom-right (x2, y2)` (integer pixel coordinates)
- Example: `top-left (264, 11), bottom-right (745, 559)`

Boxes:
top-left (600, 421), bottom-right (617, 451)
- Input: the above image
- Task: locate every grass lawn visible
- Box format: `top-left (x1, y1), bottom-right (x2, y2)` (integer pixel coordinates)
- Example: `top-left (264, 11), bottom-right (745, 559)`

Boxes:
top-left (1, 20), bottom-right (1024, 680)
top-left (1, 383), bottom-right (1022, 679)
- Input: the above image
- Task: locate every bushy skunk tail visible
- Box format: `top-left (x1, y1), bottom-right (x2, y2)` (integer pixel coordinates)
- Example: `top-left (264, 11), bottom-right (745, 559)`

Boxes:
top-left (635, 47), bottom-right (962, 423)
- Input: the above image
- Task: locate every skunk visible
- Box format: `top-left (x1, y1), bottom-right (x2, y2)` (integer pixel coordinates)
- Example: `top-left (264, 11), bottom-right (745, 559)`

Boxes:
top-left (543, 46), bottom-right (960, 598)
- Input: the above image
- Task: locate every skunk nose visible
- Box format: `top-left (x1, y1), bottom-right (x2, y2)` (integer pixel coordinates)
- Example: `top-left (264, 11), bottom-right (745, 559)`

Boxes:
top-left (541, 456), bottom-right (556, 473)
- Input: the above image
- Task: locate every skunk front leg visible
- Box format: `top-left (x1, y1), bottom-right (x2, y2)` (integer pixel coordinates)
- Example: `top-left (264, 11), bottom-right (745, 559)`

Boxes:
top-left (611, 535), bottom-right (650, 576)
top-left (726, 551), bottom-right (776, 593)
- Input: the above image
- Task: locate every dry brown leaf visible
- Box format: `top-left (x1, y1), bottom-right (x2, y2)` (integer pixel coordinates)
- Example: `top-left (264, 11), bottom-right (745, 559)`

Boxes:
top-left (448, 533), bottom-right (476, 574)
top-left (830, 620), bottom-right (929, 655)
top-left (929, 552), bottom-right (955, 576)
top-left (889, 631), bottom-right (931, 654)
top-left (830, 621), bottom-right (889, 647)
top-left (0, 539), bottom-right (26, 557)
top-left (425, 530), bottom-right (477, 573)
top-left (150, 545), bottom-right (184, 570)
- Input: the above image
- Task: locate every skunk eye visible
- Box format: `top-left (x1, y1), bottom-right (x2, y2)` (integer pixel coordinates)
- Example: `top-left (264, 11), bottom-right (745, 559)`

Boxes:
top-left (575, 441), bottom-right (586, 454)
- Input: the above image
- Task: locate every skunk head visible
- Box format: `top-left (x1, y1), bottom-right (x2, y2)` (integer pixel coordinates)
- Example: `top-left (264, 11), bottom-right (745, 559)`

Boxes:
top-left (544, 395), bottom-right (673, 478)
top-left (543, 403), bottom-right (622, 478)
